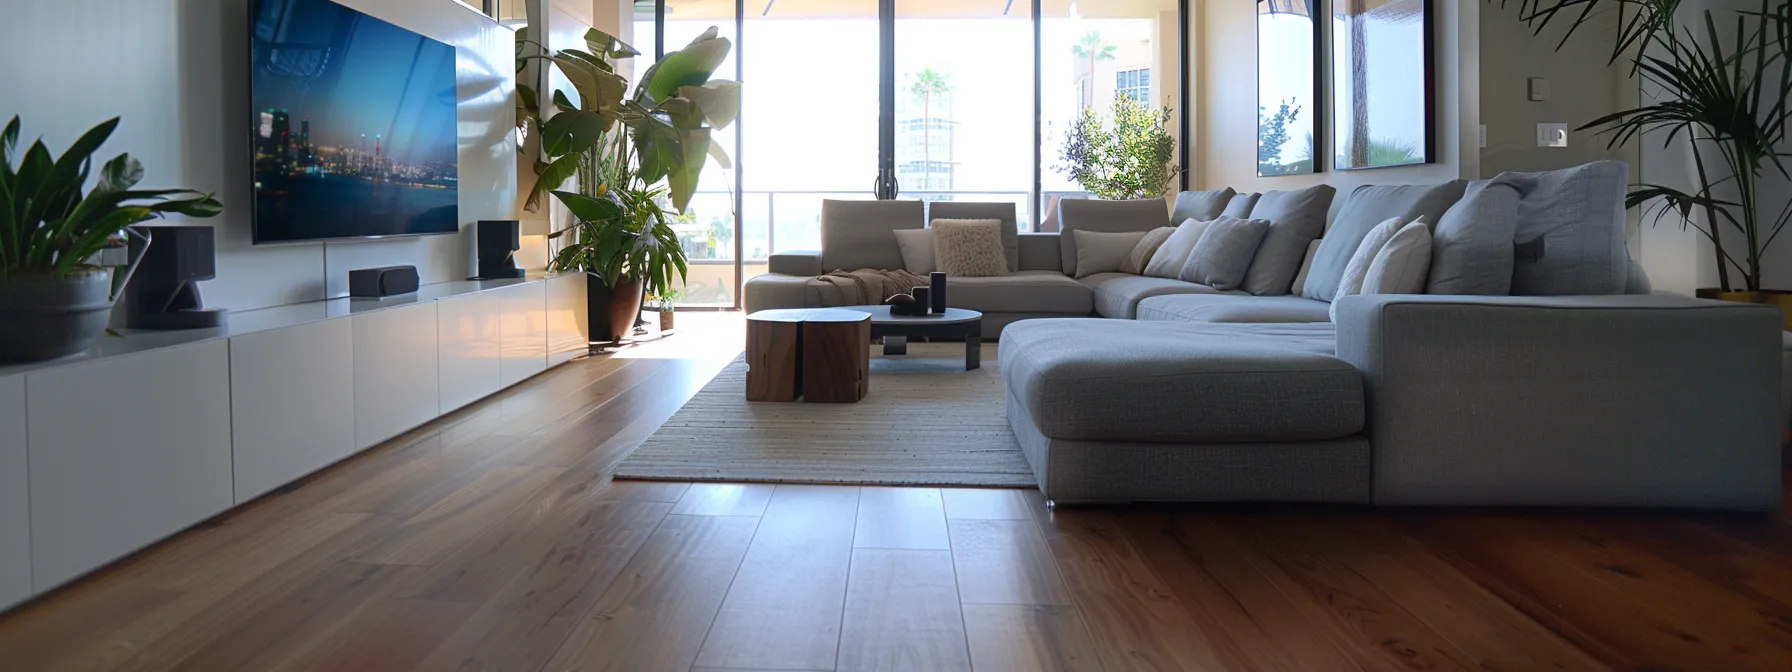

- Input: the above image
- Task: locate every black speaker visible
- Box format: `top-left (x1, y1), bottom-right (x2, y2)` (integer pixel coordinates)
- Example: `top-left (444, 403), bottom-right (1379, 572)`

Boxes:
top-left (349, 265), bottom-right (420, 298)
top-left (122, 225), bottom-right (228, 330)
top-left (472, 219), bottom-right (524, 280)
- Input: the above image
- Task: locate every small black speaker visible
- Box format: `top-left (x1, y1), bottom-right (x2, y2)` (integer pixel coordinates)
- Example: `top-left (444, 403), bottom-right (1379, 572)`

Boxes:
top-left (472, 219), bottom-right (524, 280)
top-left (349, 265), bottom-right (420, 298)
top-left (122, 225), bottom-right (227, 330)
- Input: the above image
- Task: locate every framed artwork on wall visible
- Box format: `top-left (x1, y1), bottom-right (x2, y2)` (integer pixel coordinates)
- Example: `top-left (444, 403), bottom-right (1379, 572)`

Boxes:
top-left (1332, 0), bottom-right (1434, 170)
top-left (1257, 0), bottom-right (1323, 176)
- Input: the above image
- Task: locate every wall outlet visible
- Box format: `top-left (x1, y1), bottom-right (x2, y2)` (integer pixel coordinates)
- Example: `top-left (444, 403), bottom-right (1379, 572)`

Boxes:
top-left (1537, 123), bottom-right (1569, 148)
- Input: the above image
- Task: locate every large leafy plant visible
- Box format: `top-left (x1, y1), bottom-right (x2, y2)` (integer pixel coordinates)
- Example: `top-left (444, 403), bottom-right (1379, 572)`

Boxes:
top-left (1057, 93), bottom-right (1180, 200)
top-left (1502, 0), bottom-right (1792, 291)
top-left (1, 117), bottom-right (221, 281)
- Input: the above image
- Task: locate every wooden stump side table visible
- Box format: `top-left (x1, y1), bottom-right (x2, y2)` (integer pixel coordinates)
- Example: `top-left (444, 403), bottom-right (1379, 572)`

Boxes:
top-left (745, 308), bottom-right (871, 403)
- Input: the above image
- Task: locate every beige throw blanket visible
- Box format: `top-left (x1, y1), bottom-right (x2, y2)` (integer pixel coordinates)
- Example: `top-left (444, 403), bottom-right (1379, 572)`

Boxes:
top-left (818, 269), bottom-right (929, 305)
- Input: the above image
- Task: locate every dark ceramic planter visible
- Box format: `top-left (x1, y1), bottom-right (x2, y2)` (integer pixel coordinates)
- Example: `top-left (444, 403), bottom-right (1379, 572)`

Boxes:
top-left (586, 274), bottom-right (645, 344)
top-left (0, 269), bottom-right (116, 364)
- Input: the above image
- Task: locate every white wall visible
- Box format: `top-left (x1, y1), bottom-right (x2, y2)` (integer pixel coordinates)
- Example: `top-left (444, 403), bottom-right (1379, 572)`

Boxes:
top-left (0, 0), bottom-right (516, 313)
top-left (1477, 6), bottom-right (1631, 177)
top-left (1193, 0), bottom-right (1480, 211)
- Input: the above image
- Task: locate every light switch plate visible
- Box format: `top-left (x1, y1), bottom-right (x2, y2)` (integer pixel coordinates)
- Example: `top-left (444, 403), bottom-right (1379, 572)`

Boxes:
top-left (1537, 123), bottom-right (1569, 147)
top-left (1479, 125), bottom-right (1487, 148)
top-left (1528, 77), bottom-right (1551, 101)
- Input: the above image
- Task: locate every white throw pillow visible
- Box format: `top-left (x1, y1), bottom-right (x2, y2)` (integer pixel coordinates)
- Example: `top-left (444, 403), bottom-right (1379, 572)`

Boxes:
top-left (1072, 230), bottom-right (1150, 278)
top-left (1334, 220), bottom-right (1434, 321)
top-left (1332, 217), bottom-right (1405, 304)
top-left (1142, 218), bottom-right (1212, 278)
top-left (932, 219), bottom-right (1009, 277)
top-left (892, 228), bottom-right (935, 274)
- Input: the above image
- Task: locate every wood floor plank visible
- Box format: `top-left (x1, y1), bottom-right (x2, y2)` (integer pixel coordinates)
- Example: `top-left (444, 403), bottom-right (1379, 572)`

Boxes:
top-left (268, 596), bottom-right (479, 672)
top-left (670, 482), bottom-right (778, 517)
top-left (942, 488), bottom-right (1039, 520)
top-left (837, 549), bottom-right (972, 672)
top-left (855, 486), bottom-right (951, 549)
top-left (1031, 507), bottom-right (1231, 671)
top-left (541, 514), bottom-right (759, 672)
top-left (357, 464), bottom-right (564, 566)
top-left (949, 519), bottom-right (1073, 606)
top-left (962, 604), bottom-right (1104, 672)
top-left (695, 485), bottom-right (861, 670)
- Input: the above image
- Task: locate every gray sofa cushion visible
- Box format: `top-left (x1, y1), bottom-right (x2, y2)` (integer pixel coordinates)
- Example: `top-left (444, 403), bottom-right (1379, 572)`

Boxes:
top-left (1242, 185), bottom-right (1335, 296)
top-left (1077, 273), bottom-right (1243, 319)
top-left (1427, 179), bottom-right (1519, 295)
top-left (944, 271), bottom-right (1093, 315)
top-left (930, 201), bottom-right (1020, 272)
top-left (767, 252), bottom-right (823, 277)
top-left (1017, 233), bottom-right (1063, 271)
top-left (743, 273), bottom-right (813, 312)
top-left (1504, 160), bottom-right (1630, 295)
top-left (820, 199), bottom-right (924, 271)
top-left (1171, 188), bottom-right (1236, 224)
top-left (1179, 216), bottom-right (1270, 290)
top-left (1057, 198), bottom-right (1171, 274)
top-left (999, 319), bottom-right (1363, 443)
top-left (1302, 180), bottom-right (1467, 301)
top-left (1135, 294), bottom-right (1332, 324)
top-left (1221, 192), bottom-right (1261, 218)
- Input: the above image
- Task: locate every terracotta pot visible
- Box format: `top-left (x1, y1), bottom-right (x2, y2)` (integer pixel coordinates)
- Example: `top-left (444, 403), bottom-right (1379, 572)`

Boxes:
top-left (586, 275), bottom-right (645, 344)
top-left (658, 310), bottom-right (675, 332)
top-left (0, 269), bottom-right (116, 364)
top-left (1696, 288), bottom-right (1792, 331)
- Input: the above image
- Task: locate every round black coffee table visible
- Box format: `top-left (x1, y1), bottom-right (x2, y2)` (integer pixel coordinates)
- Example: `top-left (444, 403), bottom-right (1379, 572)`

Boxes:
top-left (840, 305), bottom-right (984, 370)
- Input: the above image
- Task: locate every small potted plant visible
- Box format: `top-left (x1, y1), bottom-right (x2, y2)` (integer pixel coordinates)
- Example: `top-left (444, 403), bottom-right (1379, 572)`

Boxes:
top-left (656, 287), bottom-right (683, 332)
top-left (0, 117), bottom-right (222, 363)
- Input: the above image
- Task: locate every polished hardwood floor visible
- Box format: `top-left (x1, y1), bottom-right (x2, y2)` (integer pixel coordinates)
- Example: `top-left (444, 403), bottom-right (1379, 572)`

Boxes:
top-left (3, 312), bottom-right (1791, 671)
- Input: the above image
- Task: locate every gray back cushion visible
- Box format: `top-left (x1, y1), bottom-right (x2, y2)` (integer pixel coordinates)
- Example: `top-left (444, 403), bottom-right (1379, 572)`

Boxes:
top-left (1171, 188), bottom-right (1236, 224)
top-left (1221, 192), bottom-right (1261, 218)
top-left (1504, 160), bottom-right (1629, 295)
top-left (1178, 216), bottom-right (1271, 291)
top-left (1058, 198), bottom-right (1172, 274)
top-left (1301, 180), bottom-right (1468, 301)
top-left (1427, 179), bottom-right (1519, 295)
top-left (930, 201), bottom-right (1019, 272)
top-left (820, 199), bottom-right (924, 271)
top-left (1242, 184), bottom-right (1335, 296)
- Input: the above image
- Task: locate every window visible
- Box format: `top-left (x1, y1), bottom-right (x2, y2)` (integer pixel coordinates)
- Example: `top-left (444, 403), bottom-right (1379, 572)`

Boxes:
top-left (1116, 68), bottom-right (1150, 104)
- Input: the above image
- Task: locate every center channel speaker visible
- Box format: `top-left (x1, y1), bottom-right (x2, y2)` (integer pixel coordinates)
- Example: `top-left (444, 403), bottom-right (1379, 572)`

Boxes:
top-left (349, 265), bottom-right (420, 299)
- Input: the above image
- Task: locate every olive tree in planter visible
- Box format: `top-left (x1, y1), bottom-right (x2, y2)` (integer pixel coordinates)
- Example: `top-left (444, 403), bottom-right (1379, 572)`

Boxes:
top-left (1056, 92), bottom-right (1181, 200)
top-left (0, 117), bottom-right (222, 363)
top-left (516, 27), bottom-right (737, 343)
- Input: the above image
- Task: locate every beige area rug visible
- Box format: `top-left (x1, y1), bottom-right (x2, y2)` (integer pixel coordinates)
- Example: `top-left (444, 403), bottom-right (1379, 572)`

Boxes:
top-left (615, 343), bottom-right (1035, 487)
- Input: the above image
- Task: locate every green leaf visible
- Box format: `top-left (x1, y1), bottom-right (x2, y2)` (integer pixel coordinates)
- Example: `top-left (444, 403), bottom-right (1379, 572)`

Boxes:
top-left (584, 28), bottom-right (641, 59)
top-left (525, 154), bottom-right (582, 212)
top-left (26, 118), bottom-right (119, 230)
top-left (676, 80), bottom-right (741, 130)
top-left (551, 89), bottom-right (577, 113)
top-left (646, 34), bottom-right (731, 102)
top-left (666, 129), bottom-right (710, 213)
top-left (550, 189), bottom-right (625, 223)
top-left (707, 141), bottom-right (733, 170)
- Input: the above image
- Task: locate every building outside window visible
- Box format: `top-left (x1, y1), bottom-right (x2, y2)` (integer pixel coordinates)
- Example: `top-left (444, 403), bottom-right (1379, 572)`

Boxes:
top-left (1116, 68), bottom-right (1151, 104)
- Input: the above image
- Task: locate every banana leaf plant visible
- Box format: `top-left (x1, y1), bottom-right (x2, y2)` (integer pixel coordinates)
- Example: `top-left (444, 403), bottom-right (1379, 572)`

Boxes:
top-left (0, 116), bottom-right (222, 285)
top-left (1499, 0), bottom-right (1792, 291)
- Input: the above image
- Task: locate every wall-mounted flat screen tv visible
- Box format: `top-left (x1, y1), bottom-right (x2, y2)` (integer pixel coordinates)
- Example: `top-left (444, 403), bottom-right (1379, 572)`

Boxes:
top-left (250, 0), bottom-right (459, 243)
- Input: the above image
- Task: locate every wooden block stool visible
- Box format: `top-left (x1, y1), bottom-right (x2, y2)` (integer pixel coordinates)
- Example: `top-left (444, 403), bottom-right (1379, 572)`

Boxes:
top-left (745, 308), bottom-right (871, 403)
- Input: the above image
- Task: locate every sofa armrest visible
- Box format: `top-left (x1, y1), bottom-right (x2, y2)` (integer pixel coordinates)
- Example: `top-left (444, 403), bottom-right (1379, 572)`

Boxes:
top-left (1017, 233), bottom-right (1063, 272)
top-left (768, 251), bottom-right (824, 276)
top-left (1333, 293), bottom-right (1783, 510)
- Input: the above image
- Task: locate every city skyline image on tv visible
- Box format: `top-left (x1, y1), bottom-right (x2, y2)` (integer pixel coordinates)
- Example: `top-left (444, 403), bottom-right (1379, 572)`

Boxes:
top-left (250, 0), bottom-right (459, 243)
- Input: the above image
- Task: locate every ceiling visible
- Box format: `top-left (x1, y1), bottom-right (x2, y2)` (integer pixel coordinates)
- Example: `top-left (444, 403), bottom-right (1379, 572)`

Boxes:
top-left (644, 0), bottom-right (1178, 20)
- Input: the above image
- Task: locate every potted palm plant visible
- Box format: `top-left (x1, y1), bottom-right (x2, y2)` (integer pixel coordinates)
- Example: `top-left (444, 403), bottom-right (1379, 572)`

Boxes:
top-left (0, 117), bottom-right (222, 363)
top-left (517, 27), bottom-right (737, 343)
top-left (1502, 0), bottom-right (1792, 326)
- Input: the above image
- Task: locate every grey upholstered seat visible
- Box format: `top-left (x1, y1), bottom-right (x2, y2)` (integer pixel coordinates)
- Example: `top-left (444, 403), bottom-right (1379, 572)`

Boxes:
top-left (943, 271), bottom-right (1093, 315)
top-left (1135, 293), bottom-right (1331, 324)
top-left (1076, 273), bottom-right (1243, 319)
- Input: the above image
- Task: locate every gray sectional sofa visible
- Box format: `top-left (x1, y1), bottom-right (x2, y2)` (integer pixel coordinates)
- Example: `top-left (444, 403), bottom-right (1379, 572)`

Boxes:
top-left (743, 164), bottom-right (1788, 510)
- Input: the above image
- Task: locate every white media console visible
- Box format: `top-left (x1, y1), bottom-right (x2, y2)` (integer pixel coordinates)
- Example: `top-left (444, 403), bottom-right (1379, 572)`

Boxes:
top-left (0, 272), bottom-right (588, 610)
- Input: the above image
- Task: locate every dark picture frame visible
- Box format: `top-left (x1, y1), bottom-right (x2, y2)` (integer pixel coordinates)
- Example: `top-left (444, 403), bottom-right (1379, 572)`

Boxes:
top-left (1256, 0), bottom-right (1324, 177)
top-left (1332, 0), bottom-right (1435, 171)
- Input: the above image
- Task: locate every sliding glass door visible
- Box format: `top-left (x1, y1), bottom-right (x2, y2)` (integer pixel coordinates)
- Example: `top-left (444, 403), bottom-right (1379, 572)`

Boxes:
top-left (637, 0), bottom-right (1183, 307)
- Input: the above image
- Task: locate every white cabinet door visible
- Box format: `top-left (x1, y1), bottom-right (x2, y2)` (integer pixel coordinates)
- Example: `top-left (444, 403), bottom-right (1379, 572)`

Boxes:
top-left (0, 375), bottom-right (29, 608)
top-left (545, 273), bottom-right (588, 368)
top-left (230, 319), bottom-right (356, 503)
top-left (437, 291), bottom-right (502, 413)
top-left (27, 340), bottom-right (234, 592)
top-left (498, 282), bottom-right (548, 388)
top-left (353, 302), bottom-right (441, 450)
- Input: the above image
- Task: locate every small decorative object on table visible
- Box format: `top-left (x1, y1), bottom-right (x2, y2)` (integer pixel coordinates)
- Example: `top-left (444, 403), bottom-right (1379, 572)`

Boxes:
top-left (884, 292), bottom-right (920, 316)
top-left (930, 272), bottom-right (947, 313)
top-left (911, 286), bottom-right (931, 315)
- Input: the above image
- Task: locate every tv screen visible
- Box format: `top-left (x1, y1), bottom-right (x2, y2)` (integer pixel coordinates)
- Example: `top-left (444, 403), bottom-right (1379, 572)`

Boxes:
top-left (250, 0), bottom-right (459, 243)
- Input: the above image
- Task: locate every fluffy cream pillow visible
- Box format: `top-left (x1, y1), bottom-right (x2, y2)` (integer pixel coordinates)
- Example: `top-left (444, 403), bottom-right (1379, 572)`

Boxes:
top-left (1072, 230), bottom-right (1150, 278)
top-left (1119, 226), bottom-right (1176, 275)
top-left (893, 228), bottom-right (935, 274)
top-left (1332, 217), bottom-right (1404, 305)
top-left (932, 219), bottom-right (1008, 277)
top-left (1143, 219), bottom-right (1213, 278)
